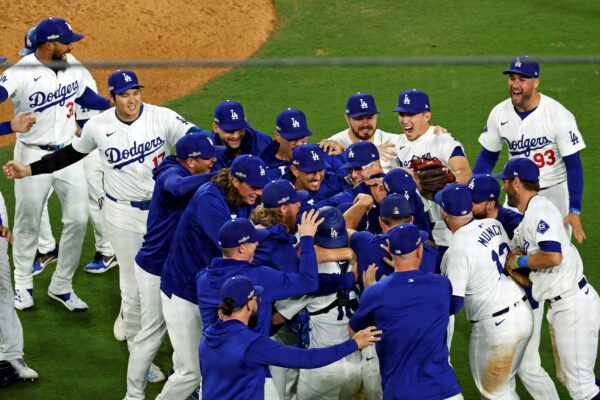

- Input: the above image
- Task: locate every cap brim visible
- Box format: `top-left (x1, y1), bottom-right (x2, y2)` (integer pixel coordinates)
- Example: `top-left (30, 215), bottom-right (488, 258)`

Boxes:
top-left (392, 106), bottom-right (424, 113)
top-left (489, 172), bottom-right (508, 179)
top-left (279, 130), bottom-right (312, 140)
top-left (112, 84), bottom-right (145, 94)
top-left (297, 164), bottom-right (325, 173)
top-left (340, 160), bottom-right (363, 169)
top-left (419, 230), bottom-right (430, 242)
top-left (254, 228), bottom-right (269, 243)
top-left (245, 175), bottom-right (269, 188)
top-left (69, 32), bottom-right (84, 43)
top-left (207, 145), bottom-right (226, 159)
top-left (217, 121), bottom-right (246, 131)
top-left (18, 47), bottom-right (35, 57)
top-left (0, 57), bottom-right (6, 64)
top-left (502, 69), bottom-right (535, 78)
top-left (433, 189), bottom-right (445, 207)
top-left (253, 285), bottom-right (264, 298)
top-left (347, 110), bottom-right (380, 118)
top-left (292, 190), bottom-right (309, 203)
top-left (315, 232), bottom-right (349, 249)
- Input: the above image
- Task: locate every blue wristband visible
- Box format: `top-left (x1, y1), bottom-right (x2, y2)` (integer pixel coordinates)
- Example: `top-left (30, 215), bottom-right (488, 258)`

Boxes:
top-left (517, 255), bottom-right (529, 268)
top-left (569, 208), bottom-right (581, 215)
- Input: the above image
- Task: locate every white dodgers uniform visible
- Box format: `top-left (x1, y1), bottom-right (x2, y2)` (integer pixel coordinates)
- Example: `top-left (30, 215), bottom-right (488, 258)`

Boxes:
top-left (1, 54), bottom-right (89, 296)
top-left (392, 127), bottom-right (467, 246)
top-left (276, 260), bottom-right (361, 400)
top-left (478, 94), bottom-right (585, 218)
top-left (73, 103), bottom-right (190, 345)
top-left (328, 128), bottom-right (403, 173)
top-left (512, 195), bottom-right (600, 399)
top-left (442, 218), bottom-right (533, 399)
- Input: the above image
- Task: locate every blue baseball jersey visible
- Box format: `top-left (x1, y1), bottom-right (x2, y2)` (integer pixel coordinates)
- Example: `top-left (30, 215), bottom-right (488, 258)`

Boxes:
top-left (160, 182), bottom-right (255, 304)
top-left (496, 204), bottom-right (523, 240)
top-left (210, 123), bottom-right (272, 171)
top-left (251, 224), bottom-right (299, 272)
top-left (349, 270), bottom-right (462, 399)
top-left (135, 156), bottom-right (214, 276)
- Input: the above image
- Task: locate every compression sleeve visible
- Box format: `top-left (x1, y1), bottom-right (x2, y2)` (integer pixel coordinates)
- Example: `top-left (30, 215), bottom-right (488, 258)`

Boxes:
top-left (472, 148), bottom-right (500, 174)
top-left (76, 119), bottom-right (89, 129)
top-left (29, 144), bottom-right (88, 175)
top-left (0, 86), bottom-right (8, 103)
top-left (562, 152), bottom-right (583, 211)
top-left (538, 241), bottom-right (562, 253)
top-left (450, 146), bottom-right (465, 158)
top-left (449, 295), bottom-right (464, 315)
top-left (74, 86), bottom-right (110, 110)
top-left (0, 121), bottom-right (12, 136)
top-left (246, 334), bottom-right (357, 369)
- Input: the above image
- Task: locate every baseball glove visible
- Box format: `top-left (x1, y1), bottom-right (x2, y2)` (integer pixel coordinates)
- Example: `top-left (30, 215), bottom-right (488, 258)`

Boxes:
top-left (409, 156), bottom-right (456, 199)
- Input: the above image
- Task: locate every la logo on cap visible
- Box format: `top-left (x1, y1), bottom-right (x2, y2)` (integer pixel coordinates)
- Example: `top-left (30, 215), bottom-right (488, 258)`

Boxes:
top-left (291, 118), bottom-right (300, 128)
top-left (123, 73), bottom-right (132, 82)
top-left (231, 109), bottom-right (238, 120)
top-left (348, 149), bottom-right (354, 158)
top-left (515, 59), bottom-right (522, 67)
top-left (403, 94), bottom-right (411, 105)
top-left (311, 151), bottom-right (320, 161)
top-left (330, 227), bottom-right (338, 238)
top-left (360, 98), bottom-right (368, 109)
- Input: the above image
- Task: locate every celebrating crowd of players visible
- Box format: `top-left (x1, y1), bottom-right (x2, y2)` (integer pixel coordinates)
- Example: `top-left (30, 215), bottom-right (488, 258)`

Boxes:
top-left (0, 16), bottom-right (599, 400)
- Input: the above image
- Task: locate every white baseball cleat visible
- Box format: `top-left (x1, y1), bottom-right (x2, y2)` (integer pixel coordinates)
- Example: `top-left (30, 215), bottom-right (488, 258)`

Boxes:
top-left (14, 289), bottom-right (34, 311)
top-left (148, 363), bottom-right (166, 383)
top-left (48, 290), bottom-right (88, 312)
top-left (8, 358), bottom-right (39, 381)
top-left (113, 309), bottom-right (127, 342)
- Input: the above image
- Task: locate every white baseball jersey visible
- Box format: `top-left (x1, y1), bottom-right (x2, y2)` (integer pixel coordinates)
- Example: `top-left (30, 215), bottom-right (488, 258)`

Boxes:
top-left (511, 195), bottom-right (583, 301)
top-left (479, 94), bottom-right (585, 189)
top-left (391, 127), bottom-right (466, 246)
top-left (0, 54), bottom-right (87, 146)
top-left (73, 103), bottom-right (190, 201)
top-left (328, 128), bottom-right (403, 173)
top-left (442, 218), bottom-right (525, 322)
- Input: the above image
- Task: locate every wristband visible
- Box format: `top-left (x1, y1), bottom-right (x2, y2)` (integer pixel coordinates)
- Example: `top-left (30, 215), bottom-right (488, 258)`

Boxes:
top-left (516, 255), bottom-right (529, 268)
top-left (569, 208), bottom-right (581, 215)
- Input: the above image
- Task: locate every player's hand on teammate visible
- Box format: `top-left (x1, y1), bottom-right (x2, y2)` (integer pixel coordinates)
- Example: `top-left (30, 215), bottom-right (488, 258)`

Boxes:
top-left (564, 212), bottom-right (586, 244)
top-left (297, 208), bottom-right (324, 238)
top-left (353, 193), bottom-right (374, 210)
top-left (377, 142), bottom-right (396, 162)
top-left (380, 239), bottom-right (394, 268)
top-left (3, 160), bottom-right (32, 180)
top-left (0, 226), bottom-right (13, 244)
top-left (362, 263), bottom-right (384, 289)
top-left (432, 125), bottom-right (450, 136)
top-left (318, 139), bottom-right (344, 156)
top-left (352, 326), bottom-right (382, 349)
top-left (11, 111), bottom-right (36, 133)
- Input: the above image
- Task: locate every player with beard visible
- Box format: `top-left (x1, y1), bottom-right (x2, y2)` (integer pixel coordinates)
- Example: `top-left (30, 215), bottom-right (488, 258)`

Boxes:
top-left (199, 275), bottom-right (381, 400)
top-left (210, 100), bottom-right (272, 171)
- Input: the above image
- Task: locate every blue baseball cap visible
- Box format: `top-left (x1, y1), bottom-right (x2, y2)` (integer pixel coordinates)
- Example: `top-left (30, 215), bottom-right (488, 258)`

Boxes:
top-left (35, 18), bottom-right (83, 44)
top-left (220, 275), bottom-right (264, 307)
top-left (315, 206), bottom-right (348, 249)
top-left (340, 141), bottom-right (379, 169)
top-left (276, 109), bottom-right (312, 140)
top-left (292, 144), bottom-right (327, 173)
top-left (434, 183), bottom-right (473, 216)
top-left (262, 179), bottom-right (308, 208)
top-left (218, 218), bottom-right (269, 248)
top-left (491, 158), bottom-right (539, 182)
top-left (346, 93), bottom-right (380, 118)
top-left (19, 24), bottom-right (37, 57)
top-left (108, 70), bottom-right (144, 94)
top-left (0, 57), bottom-right (6, 64)
top-left (393, 89), bottom-right (430, 114)
top-left (468, 174), bottom-right (500, 203)
top-left (383, 169), bottom-right (418, 194)
top-left (503, 56), bottom-right (539, 78)
top-left (380, 194), bottom-right (412, 218)
top-left (388, 223), bottom-right (426, 255)
top-left (214, 100), bottom-right (246, 131)
top-left (230, 155), bottom-right (269, 188)
top-left (175, 133), bottom-right (225, 160)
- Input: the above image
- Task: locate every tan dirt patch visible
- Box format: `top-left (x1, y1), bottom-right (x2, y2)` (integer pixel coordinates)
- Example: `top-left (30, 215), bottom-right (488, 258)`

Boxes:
top-left (0, 0), bottom-right (276, 146)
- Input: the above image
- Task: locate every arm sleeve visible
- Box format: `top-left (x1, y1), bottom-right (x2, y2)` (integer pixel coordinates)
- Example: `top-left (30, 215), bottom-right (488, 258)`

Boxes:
top-left (29, 144), bottom-right (88, 175)
top-left (0, 86), bottom-right (8, 103)
top-left (450, 146), bottom-right (465, 158)
top-left (186, 126), bottom-right (211, 136)
top-left (162, 171), bottom-right (213, 197)
top-left (562, 152), bottom-right (583, 211)
top-left (0, 121), bottom-right (12, 136)
top-left (538, 241), bottom-right (562, 253)
top-left (245, 335), bottom-right (357, 369)
top-left (472, 148), bottom-right (500, 174)
top-left (449, 295), bottom-right (464, 315)
top-left (76, 119), bottom-right (89, 129)
top-left (74, 86), bottom-right (110, 110)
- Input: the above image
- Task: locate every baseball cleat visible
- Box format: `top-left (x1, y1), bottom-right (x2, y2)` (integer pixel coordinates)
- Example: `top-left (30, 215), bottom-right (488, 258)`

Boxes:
top-left (84, 252), bottom-right (118, 274)
top-left (14, 289), bottom-right (34, 311)
top-left (147, 363), bottom-right (165, 383)
top-left (113, 309), bottom-right (127, 341)
top-left (8, 358), bottom-right (38, 381)
top-left (190, 386), bottom-right (200, 400)
top-left (48, 290), bottom-right (88, 312)
top-left (32, 260), bottom-right (43, 276)
top-left (31, 247), bottom-right (59, 276)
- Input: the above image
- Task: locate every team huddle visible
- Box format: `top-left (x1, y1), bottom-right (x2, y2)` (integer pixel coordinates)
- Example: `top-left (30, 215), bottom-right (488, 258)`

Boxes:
top-left (0, 16), bottom-right (599, 400)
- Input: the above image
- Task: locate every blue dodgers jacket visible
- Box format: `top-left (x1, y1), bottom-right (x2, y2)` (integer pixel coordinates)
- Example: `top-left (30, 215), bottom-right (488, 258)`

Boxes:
top-left (161, 182), bottom-right (255, 304)
top-left (136, 155), bottom-right (214, 276)
top-left (200, 319), bottom-right (357, 400)
top-left (210, 123), bottom-right (272, 171)
top-left (196, 236), bottom-right (318, 337)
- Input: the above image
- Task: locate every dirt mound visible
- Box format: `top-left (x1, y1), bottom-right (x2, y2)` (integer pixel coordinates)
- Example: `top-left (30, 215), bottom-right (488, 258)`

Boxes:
top-left (0, 0), bottom-right (276, 145)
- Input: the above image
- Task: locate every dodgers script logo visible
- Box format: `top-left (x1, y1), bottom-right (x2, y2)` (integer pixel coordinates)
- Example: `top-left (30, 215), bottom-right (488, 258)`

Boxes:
top-left (105, 137), bottom-right (165, 169)
top-left (29, 81), bottom-right (79, 113)
top-left (504, 134), bottom-right (551, 157)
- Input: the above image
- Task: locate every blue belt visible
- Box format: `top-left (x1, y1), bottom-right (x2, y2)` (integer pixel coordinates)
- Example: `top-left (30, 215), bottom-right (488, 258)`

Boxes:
top-left (38, 143), bottom-right (65, 151)
top-left (105, 193), bottom-right (151, 211)
top-left (547, 277), bottom-right (587, 303)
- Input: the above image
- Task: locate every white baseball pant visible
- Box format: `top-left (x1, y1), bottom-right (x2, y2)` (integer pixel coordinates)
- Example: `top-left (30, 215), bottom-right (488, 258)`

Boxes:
top-left (37, 191), bottom-right (56, 254)
top-left (83, 150), bottom-right (113, 256)
top-left (297, 350), bottom-right (361, 400)
top-left (360, 345), bottom-right (383, 400)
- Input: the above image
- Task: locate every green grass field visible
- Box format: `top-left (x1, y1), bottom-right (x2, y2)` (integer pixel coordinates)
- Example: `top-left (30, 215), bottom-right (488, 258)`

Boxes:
top-left (2, 0), bottom-right (599, 398)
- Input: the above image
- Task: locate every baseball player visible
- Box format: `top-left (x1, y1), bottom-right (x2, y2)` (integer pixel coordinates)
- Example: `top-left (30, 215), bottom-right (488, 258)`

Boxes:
top-left (493, 158), bottom-right (600, 400)
top-left (467, 173), bottom-right (560, 399)
top-left (124, 134), bottom-right (224, 400)
top-left (391, 89), bottom-right (472, 247)
top-left (436, 183), bottom-right (533, 398)
top-left (0, 18), bottom-right (113, 311)
top-left (199, 275), bottom-right (380, 400)
top-left (349, 223), bottom-right (464, 399)
top-left (210, 100), bottom-right (272, 171)
top-left (473, 56), bottom-right (586, 243)
top-left (158, 155), bottom-right (268, 400)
